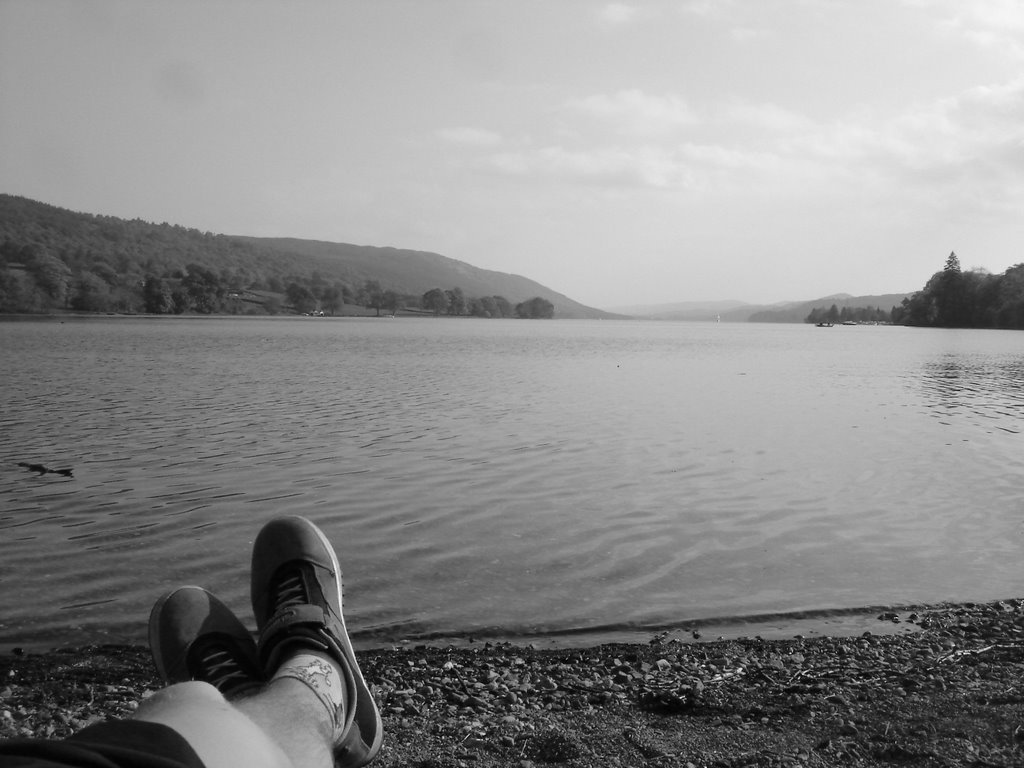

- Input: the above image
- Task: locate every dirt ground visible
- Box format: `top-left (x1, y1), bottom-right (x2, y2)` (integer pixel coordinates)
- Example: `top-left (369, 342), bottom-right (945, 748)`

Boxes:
top-left (3, 600), bottom-right (1024, 767)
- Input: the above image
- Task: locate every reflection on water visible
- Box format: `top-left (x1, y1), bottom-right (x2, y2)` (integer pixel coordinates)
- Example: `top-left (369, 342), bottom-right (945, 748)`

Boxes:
top-left (920, 352), bottom-right (1024, 433)
top-left (1, 318), bottom-right (1022, 651)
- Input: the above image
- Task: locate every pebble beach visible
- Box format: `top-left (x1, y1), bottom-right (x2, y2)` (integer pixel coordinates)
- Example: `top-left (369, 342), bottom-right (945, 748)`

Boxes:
top-left (3, 600), bottom-right (1024, 767)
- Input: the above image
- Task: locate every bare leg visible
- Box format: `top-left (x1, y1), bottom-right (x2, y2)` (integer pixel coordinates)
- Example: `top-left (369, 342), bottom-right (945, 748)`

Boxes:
top-left (145, 518), bottom-right (382, 768)
top-left (232, 678), bottom-right (336, 768)
top-left (133, 682), bottom-right (292, 768)
top-left (136, 648), bottom-right (346, 768)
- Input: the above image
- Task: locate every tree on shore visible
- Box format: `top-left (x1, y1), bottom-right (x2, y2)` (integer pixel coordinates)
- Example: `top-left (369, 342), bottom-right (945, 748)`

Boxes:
top-left (320, 283), bottom-right (342, 315)
top-left (286, 282), bottom-right (316, 314)
top-left (27, 251), bottom-right (73, 308)
top-left (422, 288), bottom-right (449, 316)
top-left (381, 289), bottom-right (401, 315)
top-left (0, 266), bottom-right (45, 312)
top-left (445, 287), bottom-right (466, 316)
top-left (182, 263), bottom-right (224, 313)
top-left (142, 276), bottom-right (173, 314)
top-left (805, 304), bottom-right (891, 324)
top-left (467, 295), bottom-right (515, 318)
top-left (492, 295), bottom-right (512, 317)
top-left (515, 296), bottom-right (555, 319)
top-left (69, 272), bottom-right (112, 312)
top-left (933, 251), bottom-right (970, 327)
top-left (356, 280), bottom-right (388, 316)
top-left (894, 253), bottom-right (1024, 330)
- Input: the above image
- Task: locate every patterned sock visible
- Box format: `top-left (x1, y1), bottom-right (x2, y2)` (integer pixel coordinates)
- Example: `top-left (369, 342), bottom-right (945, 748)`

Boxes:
top-left (272, 653), bottom-right (346, 734)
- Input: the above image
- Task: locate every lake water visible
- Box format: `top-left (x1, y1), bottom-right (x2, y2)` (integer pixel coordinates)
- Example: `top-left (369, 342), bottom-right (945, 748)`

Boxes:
top-left (1, 316), bottom-right (1022, 652)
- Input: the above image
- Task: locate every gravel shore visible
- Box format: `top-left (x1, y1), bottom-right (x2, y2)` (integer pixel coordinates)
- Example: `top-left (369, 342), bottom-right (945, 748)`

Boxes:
top-left (3, 600), bottom-right (1024, 767)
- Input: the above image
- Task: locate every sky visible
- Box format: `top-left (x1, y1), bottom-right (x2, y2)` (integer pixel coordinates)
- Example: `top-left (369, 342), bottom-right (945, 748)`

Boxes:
top-left (3, 1), bottom-right (1024, 310)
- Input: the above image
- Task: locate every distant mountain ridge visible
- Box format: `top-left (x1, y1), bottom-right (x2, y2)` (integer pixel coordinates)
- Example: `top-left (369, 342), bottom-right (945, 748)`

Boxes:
top-left (1, 195), bottom-right (911, 321)
top-left (607, 299), bottom-right (750, 319)
top-left (230, 235), bottom-right (617, 319)
top-left (746, 293), bottom-right (912, 323)
top-left (618, 293), bottom-right (913, 322)
top-left (0, 194), bottom-right (617, 319)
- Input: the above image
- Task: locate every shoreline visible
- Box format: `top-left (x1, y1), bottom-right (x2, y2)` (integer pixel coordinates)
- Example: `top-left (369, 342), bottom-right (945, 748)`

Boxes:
top-left (0, 605), bottom-right (922, 659)
top-left (354, 604), bottom-right (928, 652)
top-left (3, 599), bottom-right (1024, 767)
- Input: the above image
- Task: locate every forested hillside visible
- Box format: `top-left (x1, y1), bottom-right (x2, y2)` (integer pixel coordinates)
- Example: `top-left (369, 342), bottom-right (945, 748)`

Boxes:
top-left (893, 252), bottom-right (1024, 329)
top-left (748, 293), bottom-right (910, 323)
top-left (0, 195), bottom-right (613, 319)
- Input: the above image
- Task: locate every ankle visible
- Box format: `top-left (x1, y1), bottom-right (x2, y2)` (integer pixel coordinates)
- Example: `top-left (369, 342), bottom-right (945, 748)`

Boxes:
top-left (272, 651), bottom-right (348, 736)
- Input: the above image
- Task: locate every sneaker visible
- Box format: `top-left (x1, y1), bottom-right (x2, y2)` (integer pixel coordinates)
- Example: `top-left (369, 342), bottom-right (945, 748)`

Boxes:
top-left (251, 516), bottom-right (382, 768)
top-left (148, 586), bottom-right (264, 696)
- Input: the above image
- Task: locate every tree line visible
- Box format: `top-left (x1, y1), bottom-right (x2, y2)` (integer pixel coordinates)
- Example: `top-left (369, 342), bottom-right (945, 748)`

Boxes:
top-left (0, 241), bottom-right (555, 319)
top-left (0, 195), bottom-right (555, 318)
top-left (805, 305), bottom-right (893, 324)
top-left (893, 252), bottom-right (1024, 329)
top-left (418, 287), bottom-right (553, 318)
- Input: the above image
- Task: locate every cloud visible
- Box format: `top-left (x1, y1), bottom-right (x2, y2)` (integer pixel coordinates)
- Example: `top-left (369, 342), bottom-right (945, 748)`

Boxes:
top-left (437, 126), bottom-right (503, 146)
top-left (566, 89), bottom-right (696, 137)
top-left (724, 101), bottom-right (816, 134)
top-left (479, 140), bottom-right (784, 191)
top-left (679, 143), bottom-right (781, 172)
top-left (732, 76), bottom-right (1024, 216)
top-left (867, 78), bottom-right (1024, 171)
top-left (904, 0), bottom-right (1024, 57)
top-left (152, 62), bottom-right (207, 108)
top-left (459, 75), bottom-right (1024, 217)
top-left (897, 79), bottom-right (1024, 200)
top-left (484, 145), bottom-right (691, 188)
top-left (729, 27), bottom-right (770, 43)
top-left (597, 3), bottom-right (638, 25)
top-left (952, 77), bottom-right (1024, 126)
top-left (679, 0), bottom-right (735, 18)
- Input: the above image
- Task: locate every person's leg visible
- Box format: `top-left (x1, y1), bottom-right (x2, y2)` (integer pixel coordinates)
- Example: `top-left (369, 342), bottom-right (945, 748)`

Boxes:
top-left (146, 518), bottom-right (383, 768)
top-left (145, 585), bottom-right (347, 768)
top-left (132, 680), bottom-right (294, 768)
top-left (250, 516), bottom-right (383, 768)
top-left (231, 663), bottom-right (341, 766)
top-left (135, 675), bottom-right (341, 768)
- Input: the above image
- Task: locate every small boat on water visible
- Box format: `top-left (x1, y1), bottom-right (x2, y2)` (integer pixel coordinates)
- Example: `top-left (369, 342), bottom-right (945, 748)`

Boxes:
top-left (815, 322), bottom-right (834, 327)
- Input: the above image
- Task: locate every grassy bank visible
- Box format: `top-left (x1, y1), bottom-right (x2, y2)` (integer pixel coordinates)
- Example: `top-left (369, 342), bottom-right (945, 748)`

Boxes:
top-left (3, 600), bottom-right (1024, 767)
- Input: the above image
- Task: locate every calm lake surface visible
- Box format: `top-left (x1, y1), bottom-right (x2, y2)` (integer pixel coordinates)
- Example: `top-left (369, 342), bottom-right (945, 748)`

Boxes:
top-left (1, 317), bottom-right (1022, 651)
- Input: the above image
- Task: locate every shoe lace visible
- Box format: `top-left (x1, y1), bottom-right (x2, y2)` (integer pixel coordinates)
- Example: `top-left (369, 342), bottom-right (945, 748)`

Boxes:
top-left (186, 636), bottom-right (259, 694)
top-left (273, 567), bottom-right (307, 612)
top-left (198, 646), bottom-right (253, 692)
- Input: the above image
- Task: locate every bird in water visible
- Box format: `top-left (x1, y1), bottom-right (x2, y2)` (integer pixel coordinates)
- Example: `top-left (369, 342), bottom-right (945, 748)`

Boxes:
top-left (17, 462), bottom-right (73, 478)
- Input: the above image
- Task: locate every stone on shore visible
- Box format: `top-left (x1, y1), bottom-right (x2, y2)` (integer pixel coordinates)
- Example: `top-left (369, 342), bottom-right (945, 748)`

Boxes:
top-left (3, 599), bottom-right (1024, 767)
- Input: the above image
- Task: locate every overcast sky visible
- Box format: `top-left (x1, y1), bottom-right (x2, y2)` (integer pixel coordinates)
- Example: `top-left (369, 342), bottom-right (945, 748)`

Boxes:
top-left (3, 1), bottom-right (1023, 309)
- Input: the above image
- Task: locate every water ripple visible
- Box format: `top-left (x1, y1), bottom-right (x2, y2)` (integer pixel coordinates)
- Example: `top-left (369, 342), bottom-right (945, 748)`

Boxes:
top-left (2, 319), bottom-right (1023, 650)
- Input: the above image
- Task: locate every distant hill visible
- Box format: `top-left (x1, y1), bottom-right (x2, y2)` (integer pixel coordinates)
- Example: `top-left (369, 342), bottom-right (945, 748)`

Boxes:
top-left (230, 236), bottom-right (616, 319)
top-left (621, 294), bottom-right (912, 323)
top-left (746, 293), bottom-right (912, 323)
top-left (607, 299), bottom-right (751, 321)
top-left (0, 194), bottom-right (617, 319)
